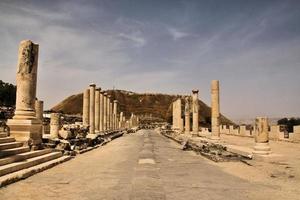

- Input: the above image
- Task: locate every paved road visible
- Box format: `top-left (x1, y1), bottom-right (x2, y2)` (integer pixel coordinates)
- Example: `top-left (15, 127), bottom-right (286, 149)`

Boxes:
top-left (0, 130), bottom-right (279, 200)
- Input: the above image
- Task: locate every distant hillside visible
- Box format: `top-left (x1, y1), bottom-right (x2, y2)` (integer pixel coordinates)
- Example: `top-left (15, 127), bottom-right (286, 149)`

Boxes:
top-left (51, 90), bottom-right (234, 127)
top-left (0, 80), bottom-right (16, 107)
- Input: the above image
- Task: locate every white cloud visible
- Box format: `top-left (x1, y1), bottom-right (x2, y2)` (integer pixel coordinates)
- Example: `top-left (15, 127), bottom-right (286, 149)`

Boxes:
top-left (167, 27), bottom-right (189, 40)
top-left (119, 32), bottom-right (147, 47)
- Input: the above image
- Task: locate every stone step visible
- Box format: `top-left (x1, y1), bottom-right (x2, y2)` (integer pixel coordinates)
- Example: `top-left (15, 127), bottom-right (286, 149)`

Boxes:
top-left (0, 137), bottom-right (16, 144)
top-left (0, 149), bottom-right (53, 166)
top-left (0, 133), bottom-right (8, 138)
top-left (0, 142), bottom-right (23, 151)
top-left (0, 151), bottom-right (62, 177)
top-left (0, 147), bottom-right (30, 158)
top-left (0, 155), bottom-right (72, 187)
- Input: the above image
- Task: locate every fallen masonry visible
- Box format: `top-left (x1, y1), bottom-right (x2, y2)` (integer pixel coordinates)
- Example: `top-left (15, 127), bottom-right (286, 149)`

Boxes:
top-left (160, 129), bottom-right (251, 162)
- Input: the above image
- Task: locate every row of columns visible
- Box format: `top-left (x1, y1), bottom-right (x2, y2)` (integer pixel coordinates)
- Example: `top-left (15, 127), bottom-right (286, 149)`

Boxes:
top-left (82, 84), bottom-right (124, 134)
top-left (172, 80), bottom-right (220, 140)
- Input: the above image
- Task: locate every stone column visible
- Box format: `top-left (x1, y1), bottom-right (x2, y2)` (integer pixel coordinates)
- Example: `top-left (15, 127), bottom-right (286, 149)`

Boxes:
top-left (184, 96), bottom-right (190, 134)
top-left (107, 95), bottom-right (111, 130)
top-left (211, 80), bottom-right (220, 140)
top-left (50, 113), bottom-right (60, 139)
top-left (253, 117), bottom-right (271, 155)
top-left (110, 101), bottom-right (113, 130)
top-left (172, 98), bottom-right (182, 130)
top-left (119, 112), bottom-right (124, 129)
top-left (89, 84), bottom-right (96, 134)
top-left (82, 89), bottom-right (90, 127)
top-left (113, 100), bottom-right (118, 130)
top-left (7, 40), bottom-right (42, 145)
top-left (103, 93), bottom-right (107, 130)
top-left (129, 113), bottom-right (133, 128)
top-left (35, 99), bottom-right (43, 121)
top-left (99, 91), bottom-right (104, 131)
top-left (95, 88), bottom-right (100, 132)
top-left (192, 90), bottom-right (199, 136)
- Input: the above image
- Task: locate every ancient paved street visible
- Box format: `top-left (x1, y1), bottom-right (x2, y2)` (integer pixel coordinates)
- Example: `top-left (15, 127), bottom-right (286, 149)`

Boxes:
top-left (0, 130), bottom-right (280, 200)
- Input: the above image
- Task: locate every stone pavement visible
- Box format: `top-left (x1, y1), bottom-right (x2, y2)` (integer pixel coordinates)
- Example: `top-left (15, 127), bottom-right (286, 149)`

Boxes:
top-left (0, 130), bottom-right (296, 200)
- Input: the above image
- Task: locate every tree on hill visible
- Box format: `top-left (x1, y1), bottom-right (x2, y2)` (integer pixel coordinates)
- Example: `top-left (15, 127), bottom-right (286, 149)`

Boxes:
top-left (0, 80), bottom-right (16, 107)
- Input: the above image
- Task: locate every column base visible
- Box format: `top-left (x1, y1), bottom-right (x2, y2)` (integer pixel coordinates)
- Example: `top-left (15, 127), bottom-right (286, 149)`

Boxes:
top-left (191, 131), bottom-right (198, 137)
top-left (7, 118), bottom-right (42, 146)
top-left (210, 135), bottom-right (221, 140)
top-left (253, 142), bottom-right (272, 155)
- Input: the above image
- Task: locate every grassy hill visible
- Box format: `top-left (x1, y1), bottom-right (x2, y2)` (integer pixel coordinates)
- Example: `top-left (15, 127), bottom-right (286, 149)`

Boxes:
top-left (51, 90), bottom-right (234, 127)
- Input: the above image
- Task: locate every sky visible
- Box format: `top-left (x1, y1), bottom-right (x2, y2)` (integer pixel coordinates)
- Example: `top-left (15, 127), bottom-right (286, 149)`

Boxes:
top-left (0, 0), bottom-right (300, 120)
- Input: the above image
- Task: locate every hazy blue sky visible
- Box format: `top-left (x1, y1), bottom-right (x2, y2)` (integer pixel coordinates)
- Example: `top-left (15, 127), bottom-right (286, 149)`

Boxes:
top-left (0, 0), bottom-right (299, 119)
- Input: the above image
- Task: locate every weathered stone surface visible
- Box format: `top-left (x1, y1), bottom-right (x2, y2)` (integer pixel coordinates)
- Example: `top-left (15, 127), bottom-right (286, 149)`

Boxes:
top-left (50, 113), bottom-right (61, 139)
top-left (99, 91), bottom-right (104, 131)
top-left (253, 117), bottom-right (271, 155)
top-left (7, 40), bottom-right (42, 145)
top-left (184, 96), bottom-right (190, 134)
top-left (89, 84), bottom-right (96, 134)
top-left (35, 99), bottom-right (43, 121)
top-left (192, 90), bottom-right (199, 135)
top-left (95, 88), bottom-right (100, 132)
top-left (172, 98), bottom-right (182, 130)
top-left (82, 89), bottom-right (89, 126)
top-left (113, 100), bottom-right (118, 130)
top-left (211, 80), bottom-right (220, 140)
top-left (103, 93), bottom-right (107, 131)
top-left (58, 129), bottom-right (73, 140)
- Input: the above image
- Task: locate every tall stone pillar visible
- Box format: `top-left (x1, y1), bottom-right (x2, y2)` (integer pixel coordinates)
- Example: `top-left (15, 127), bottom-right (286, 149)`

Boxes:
top-left (253, 117), bottom-right (271, 155)
top-left (119, 112), bottom-right (124, 129)
top-left (95, 88), bottom-right (100, 132)
top-left (192, 90), bottom-right (199, 136)
top-left (172, 98), bottom-right (182, 130)
top-left (184, 97), bottom-right (190, 134)
top-left (89, 84), bottom-right (96, 134)
top-left (50, 113), bottom-right (60, 139)
top-left (211, 80), bottom-right (220, 140)
top-left (107, 95), bottom-right (111, 130)
top-left (113, 100), bottom-right (118, 130)
top-left (103, 93), bottom-right (107, 131)
top-left (82, 89), bottom-right (90, 127)
top-left (7, 40), bottom-right (42, 145)
top-left (129, 113), bottom-right (133, 128)
top-left (35, 99), bottom-right (43, 121)
top-left (110, 101), bottom-right (113, 130)
top-left (99, 91), bottom-right (104, 131)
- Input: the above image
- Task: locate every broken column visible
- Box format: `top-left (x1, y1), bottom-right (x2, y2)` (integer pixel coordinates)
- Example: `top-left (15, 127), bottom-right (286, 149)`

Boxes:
top-left (184, 97), bottom-right (190, 134)
top-left (50, 113), bottom-right (60, 139)
top-left (211, 80), bottom-right (220, 140)
top-left (253, 117), bottom-right (271, 155)
top-left (192, 90), bottom-right (199, 136)
top-left (103, 93), bottom-right (107, 131)
top-left (113, 100), bottom-right (118, 130)
top-left (7, 40), bottom-right (42, 146)
top-left (172, 98), bottom-right (182, 130)
top-left (95, 88), bottom-right (100, 132)
top-left (89, 84), bottom-right (96, 134)
top-left (99, 91), bottom-right (104, 131)
top-left (82, 88), bottom-right (90, 127)
top-left (35, 99), bottom-right (43, 121)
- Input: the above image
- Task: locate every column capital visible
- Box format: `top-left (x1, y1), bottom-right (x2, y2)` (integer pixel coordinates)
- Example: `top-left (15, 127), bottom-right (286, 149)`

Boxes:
top-left (192, 89), bottom-right (199, 94)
